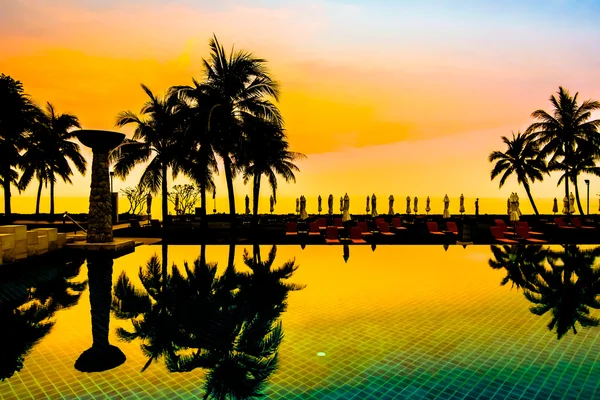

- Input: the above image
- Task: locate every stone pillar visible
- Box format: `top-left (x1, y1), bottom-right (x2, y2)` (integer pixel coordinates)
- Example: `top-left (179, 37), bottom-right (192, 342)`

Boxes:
top-left (87, 152), bottom-right (113, 243)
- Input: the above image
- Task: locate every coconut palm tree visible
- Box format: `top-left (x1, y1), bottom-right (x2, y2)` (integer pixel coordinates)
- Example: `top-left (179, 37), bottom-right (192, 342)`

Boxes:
top-left (171, 80), bottom-right (219, 232)
top-left (548, 148), bottom-right (600, 215)
top-left (20, 103), bottom-right (86, 216)
top-left (524, 245), bottom-right (600, 339)
top-left (0, 74), bottom-right (39, 220)
top-left (110, 84), bottom-right (186, 228)
top-left (525, 87), bottom-right (600, 199)
top-left (198, 34), bottom-right (283, 229)
top-left (240, 116), bottom-right (305, 229)
top-left (489, 132), bottom-right (547, 215)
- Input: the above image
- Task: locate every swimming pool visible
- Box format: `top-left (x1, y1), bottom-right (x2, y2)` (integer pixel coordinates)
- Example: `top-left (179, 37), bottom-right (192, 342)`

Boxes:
top-left (1, 244), bottom-right (599, 399)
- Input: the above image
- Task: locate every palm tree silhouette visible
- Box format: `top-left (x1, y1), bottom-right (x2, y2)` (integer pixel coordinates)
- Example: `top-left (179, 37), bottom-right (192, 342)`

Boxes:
top-left (0, 256), bottom-right (87, 380)
top-left (110, 84), bottom-right (186, 228)
top-left (526, 87), bottom-right (600, 200)
top-left (199, 35), bottom-right (283, 229)
top-left (240, 116), bottom-right (305, 230)
top-left (488, 245), bottom-right (546, 290)
top-left (547, 148), bottom-right (600, 215)
top-left (20, 102), bottom-right (86, 216)
top-left (523, 245), bottom-right (600, 339)
top-left (489, 132), bottom-right (546, 215)
top-left (171, 80), bottom-right (219, 233)
top-left (0, 74), bottom-right (38, 220)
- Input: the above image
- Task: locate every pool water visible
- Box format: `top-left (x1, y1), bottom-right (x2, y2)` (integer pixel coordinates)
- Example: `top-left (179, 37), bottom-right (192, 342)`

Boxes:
top-left (1, 244), bottom-right (599, 399)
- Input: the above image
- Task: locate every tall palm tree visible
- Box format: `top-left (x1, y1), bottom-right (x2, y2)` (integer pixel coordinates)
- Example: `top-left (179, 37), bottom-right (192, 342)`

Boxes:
top-left (548, 148), bottom-right (600, 215)
top-left (524, 245), bottom-right (600, 339)
top-left (110, 84), bottom-right (186, 228)
top-left (20, 103), bottom-right (86, 216)
top-left (489, 132), bottom-right (547, 215)
top-left (525, 87), bottom-right (600, 199)
top-left (0, 74), bottom-right (38, 220)
top-left (199, 34), bottom-right (283, 229)
top-left (241, 116), bottom-right (305, 229)
top-left (171, 80), bottom-right (219, 232)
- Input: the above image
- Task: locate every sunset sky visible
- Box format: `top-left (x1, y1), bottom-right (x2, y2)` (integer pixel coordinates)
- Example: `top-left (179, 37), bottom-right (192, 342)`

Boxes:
top-left (2, 0), bottom-right (600, 214)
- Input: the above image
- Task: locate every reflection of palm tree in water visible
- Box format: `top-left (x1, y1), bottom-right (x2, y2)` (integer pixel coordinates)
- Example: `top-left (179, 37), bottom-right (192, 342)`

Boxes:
top-left (489, 244), bottom-right (600, 339)
top-left (112, 243), bottom-right (304, 399)
top-left (524, 245), bottom-right (600, 339)
top-left (0, 256), bottom-right (87, 381)
top-left (489, 245), bottom-right (546, 290)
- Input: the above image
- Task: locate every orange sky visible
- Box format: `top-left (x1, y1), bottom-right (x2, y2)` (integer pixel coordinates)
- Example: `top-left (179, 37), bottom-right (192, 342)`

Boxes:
top-left (2, 0), bottom-right (600, 214)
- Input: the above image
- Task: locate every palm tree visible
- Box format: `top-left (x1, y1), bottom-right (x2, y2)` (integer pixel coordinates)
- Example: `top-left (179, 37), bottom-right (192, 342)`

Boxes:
top-left (110, 84), bottom-right (186, 228)
top-left (20, 103), bottom-right (86, 216)
top-left (0, 74), bottom-right (38, 220)
top-left (240, 116), bottom-right (305, 229)
top-left (524, 245), bottom-right (600, 339)
top-left (171, 80), bottom-right (219, 232)
top-left (548, 148), bottom-right (600, 215)
top-left (489, 132), bottom-right (547, 215)
top-left (199, 34), bottom-right (283, 229)
top-left (525, 87), bottom-right (600, 199)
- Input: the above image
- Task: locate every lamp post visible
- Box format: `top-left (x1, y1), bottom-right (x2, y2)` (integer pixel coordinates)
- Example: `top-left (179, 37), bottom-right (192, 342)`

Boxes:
top-left (585, 179), bottom-right (590, 215)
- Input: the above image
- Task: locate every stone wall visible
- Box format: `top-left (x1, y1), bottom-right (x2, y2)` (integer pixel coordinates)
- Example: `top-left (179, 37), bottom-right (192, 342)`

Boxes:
top-left (87, 152), bottom-right (113, 243)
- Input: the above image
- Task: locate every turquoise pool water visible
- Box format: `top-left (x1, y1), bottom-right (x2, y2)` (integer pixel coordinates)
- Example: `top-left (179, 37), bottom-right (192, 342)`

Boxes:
top-left (0, 244), bottom-right (599, 399)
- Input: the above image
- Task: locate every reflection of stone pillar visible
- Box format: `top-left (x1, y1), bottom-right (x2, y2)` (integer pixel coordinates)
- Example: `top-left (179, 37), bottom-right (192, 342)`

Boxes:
top-left (87, 152), bottom-right (113, 243)
top-left (75, 253), bottom-right (125, 372)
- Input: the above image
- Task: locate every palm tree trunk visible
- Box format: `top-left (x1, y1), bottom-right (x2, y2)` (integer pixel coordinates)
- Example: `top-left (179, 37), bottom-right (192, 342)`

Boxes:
top-left (200, 181), bottom-right (207, 233)
top-left (50, 178), bottom-right (55, 216)
top-left (252, 174), bottom-right (261, 231)
top-left (162, 164), bottom-right (169, 228)
top-left (573, 177), bottom-right (584, 215)
top-left (523, 181), bottom-right (539, 215)
top-left (223, 156), bottom-right (236, 230)
top-left (36, 178), bottom-right (43, 215)
top-left (3, 169), bottom-right (12, 221)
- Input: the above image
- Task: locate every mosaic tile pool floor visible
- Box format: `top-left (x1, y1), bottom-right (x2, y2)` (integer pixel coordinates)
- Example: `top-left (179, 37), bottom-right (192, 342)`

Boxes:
top-left (1, 244), bottom-right (599, 399)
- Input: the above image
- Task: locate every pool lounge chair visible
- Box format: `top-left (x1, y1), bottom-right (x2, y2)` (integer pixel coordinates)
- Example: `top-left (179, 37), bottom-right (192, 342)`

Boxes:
top-left (515, 226), bottom-right (547, 243)
top-left (554, 217), bottom-right (577, 230)
top-left (377, 222), bottom-right (395, 236)
top-left (517, 221), bottom-right (544, 235)
top-left (308, 222), bottom-right (321, 236)
top-left (333, 218), bottom-right (344, 229)
top-left (426, 222), bottom-right (445, 235)
top-left (570, 218), bottom-right (596, 230)
top-left (325, 226), bottom-right (340, 244)
top-left (150, 219), bottom-right (162, 228)
top-left (317, 217), bottom-right (327, 230)
top-left (286, 221), bottom-right (298, 236)
top-left (391, 217), bottom-right (407, 231)
top-left (490, 226), bottom-right (519, 244)
top-left (349, 227), bottom-right (367, 244)
top-left (446, 222), bottom-right (459, 235)
top-left (357, 221), bottom-right (373, 236)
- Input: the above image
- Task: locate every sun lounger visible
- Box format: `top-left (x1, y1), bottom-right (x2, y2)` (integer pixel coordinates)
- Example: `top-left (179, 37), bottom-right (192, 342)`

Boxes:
top-left (325, 226), bottom-right (340, 244)
top-left (317, 218), bottom-right (327, 230)
top-left (308, 222), bottom-right (321, 236)
top-left (494, 219), bottom-right (512, 231)
top-left (150, 219), bottom-right (162, 228)
top-left (349, 227), bottom-right (367, 244)
top-left (333, 218), bottom-right (344, 229)
top-left (357, 221), bottom-right (373, 236)
top-left (490, 226), bottom-right (518, 244)
top-left (129, 219), bottom-right (141, 229)
top-left (570, 218), bottom-right (596, 230)
top-left (391, 217), bottom-right (407, 231)
top-left (517, 221), bottom-right (544, 235)
top-left (446, 222), bottom-right (459, 235)
top-left (285, 221), bottom-right (298, 236)
top-left (554, 217), bottom-right (577, 229)
top-left (516, 226), bottom-right (547, 243)
top-left (426, 222), bottom-right (445, 235)
top-left (377, 222), bottom-right (395, 236)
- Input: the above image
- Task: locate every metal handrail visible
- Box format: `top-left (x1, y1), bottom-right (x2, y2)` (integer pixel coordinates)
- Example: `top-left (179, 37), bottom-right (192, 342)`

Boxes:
top-left (63, 212), bottom-right (87, 233)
